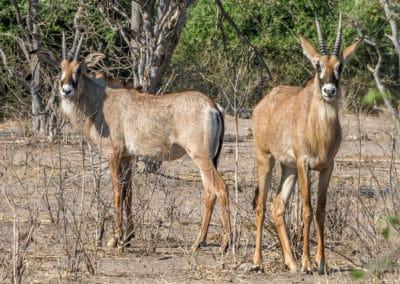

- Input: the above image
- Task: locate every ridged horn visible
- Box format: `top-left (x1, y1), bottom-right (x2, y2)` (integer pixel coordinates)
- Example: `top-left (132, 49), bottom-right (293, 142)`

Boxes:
top-left (62, 32), bottom-right (67, 60)
top-left (332, 13), bottom-right (342, 57)
top-left (68, 31), bottom-right (80, 59)
top-left (73, 33), bottom-right (84, 61)
top-left (315, 14), bottom-right (327, 56)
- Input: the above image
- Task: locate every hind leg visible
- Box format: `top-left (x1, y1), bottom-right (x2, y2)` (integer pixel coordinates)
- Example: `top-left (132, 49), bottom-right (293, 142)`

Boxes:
top-left (107, 153), bottom-right (124, 248)
top-left (192, 184), bottom-right (217, 251)
top-left (121, 157), bottom-right (134, 244)
top-left (191, 156), bottom-right (231, 252)
top-left (272, 164), bottom-right (298, 272)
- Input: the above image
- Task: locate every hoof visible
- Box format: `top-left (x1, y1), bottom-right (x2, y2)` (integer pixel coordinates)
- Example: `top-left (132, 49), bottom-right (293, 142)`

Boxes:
top-left (220, 234), bottom-right (231, 253)
top-left (282, 259), bottom-right (298, 273)
top-left (318, 262), bottom-right (329, 275)
top-left (252, 254), bottom-right (263, 267)
top-left (300, 265), bottom-right (313, 275)
top-left (283, 264), bottom-right (298, 274)
top-left (191, 241), bottom-right (205, 252)
top-left (220, 242), bottom-right (229, 253)
top-left (301, 259), bottom-right (312, 274)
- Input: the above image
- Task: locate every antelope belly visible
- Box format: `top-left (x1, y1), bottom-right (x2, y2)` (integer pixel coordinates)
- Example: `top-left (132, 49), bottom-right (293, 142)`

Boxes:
top-left (123, 139), bottom-right (186, 161)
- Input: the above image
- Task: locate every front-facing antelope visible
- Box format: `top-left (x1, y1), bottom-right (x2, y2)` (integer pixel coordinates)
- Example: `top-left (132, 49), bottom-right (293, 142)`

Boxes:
top-left (35, 34), bottom-right (231, 251)
top-left (252, 14), bottom-right (361, 274)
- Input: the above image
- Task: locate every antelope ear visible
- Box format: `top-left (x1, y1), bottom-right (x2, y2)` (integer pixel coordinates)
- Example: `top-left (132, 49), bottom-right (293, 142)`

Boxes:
top-left (342, 38), bottom-right (362, 64)
top-left (84, 52), bottom-right (106, 68)
top-left (300, 36), bottom-right (321, 69)
top-left (31, 49), bottom-right (60, 68)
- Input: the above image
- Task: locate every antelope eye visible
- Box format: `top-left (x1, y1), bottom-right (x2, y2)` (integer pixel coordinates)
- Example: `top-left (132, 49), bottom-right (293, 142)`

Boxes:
top-left (315, 62), bottom-right (322, 73)
top-left (337, 63), bottom-right (343, 74)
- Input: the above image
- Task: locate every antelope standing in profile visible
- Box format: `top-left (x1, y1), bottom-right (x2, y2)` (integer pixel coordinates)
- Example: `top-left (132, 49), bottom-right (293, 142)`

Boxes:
top-left (252, 14), bottom-right (361, 274)
top-left (35, 34), bottom-right (231, 251)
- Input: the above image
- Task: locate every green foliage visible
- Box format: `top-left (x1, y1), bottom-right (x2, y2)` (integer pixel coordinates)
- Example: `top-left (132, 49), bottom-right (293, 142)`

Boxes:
top-left (172, 0), bottom-right (389, 108)
top-left (362, 89), bottom-right (386, 106)
top-left (1, 0), bottom-right (400, 117)
top-left (0, 1), bottom-right (24, 34)
top-left (382, 215), bottom-right (400, 226)
top-left (380, 214), bottom-right (399, 240)
top-left (350, 269), bottom-right (365, 280)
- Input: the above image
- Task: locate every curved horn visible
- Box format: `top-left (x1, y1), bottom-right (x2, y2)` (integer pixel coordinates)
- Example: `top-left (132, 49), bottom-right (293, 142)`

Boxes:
top-left (73, 34), bottom-right (84, 61)
top-left (62, 32), bottom-right (67, 60)
top-left (68, 31), bottom-right (80, 59)
top-left (315, 14), bottom-right (327, 56)
top-left (332, 13), bottom-right (342, 57)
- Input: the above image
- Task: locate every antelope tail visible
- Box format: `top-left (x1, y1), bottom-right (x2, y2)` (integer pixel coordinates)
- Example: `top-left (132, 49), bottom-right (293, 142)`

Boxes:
top-left (252, 186), bottom-right (259, 210)
top-left (213, 104), bottom-right (225, 168)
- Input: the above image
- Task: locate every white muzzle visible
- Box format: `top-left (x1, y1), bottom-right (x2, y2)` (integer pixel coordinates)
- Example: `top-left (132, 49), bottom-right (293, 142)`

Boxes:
top-left (321, 83), bottom-right (337, 102)
top-left (61, 84), bottom-right (74, 97)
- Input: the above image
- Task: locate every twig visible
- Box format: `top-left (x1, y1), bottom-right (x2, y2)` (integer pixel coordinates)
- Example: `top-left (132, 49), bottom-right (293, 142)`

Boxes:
top-left (215, 0), bottom-right (271, 79)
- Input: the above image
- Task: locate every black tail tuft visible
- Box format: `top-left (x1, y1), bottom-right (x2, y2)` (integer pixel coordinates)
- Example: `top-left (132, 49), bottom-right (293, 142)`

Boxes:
top-left (213, 108), bottom-right (225, 169)
top-left (252, 186), bottom-right (259, 210)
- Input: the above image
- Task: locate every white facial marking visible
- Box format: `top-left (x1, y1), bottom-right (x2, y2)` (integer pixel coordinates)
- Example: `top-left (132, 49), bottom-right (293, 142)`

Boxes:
top-left (321, 83), bottom-right (336, 102)
top-left (61, 83), bottom-right (74, 97)
top-left (334, 62), bottom-right (341, 79)
top-left (319, 63), bottom-right (325, 80)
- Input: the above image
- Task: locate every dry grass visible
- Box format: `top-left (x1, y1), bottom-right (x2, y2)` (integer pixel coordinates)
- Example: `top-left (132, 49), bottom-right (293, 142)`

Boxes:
top-left (0, 112), bottom-right (399, 283)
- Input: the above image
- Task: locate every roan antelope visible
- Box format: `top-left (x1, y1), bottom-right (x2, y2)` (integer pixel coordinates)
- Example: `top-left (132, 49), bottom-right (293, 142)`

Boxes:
top-left (34, 34), bottom-right (231, 251)
top-left (252, 14), bottom-right (362, 274)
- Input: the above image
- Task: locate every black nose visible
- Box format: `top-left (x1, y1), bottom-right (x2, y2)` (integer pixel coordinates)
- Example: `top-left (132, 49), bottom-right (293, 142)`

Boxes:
top-left (62, 86), bottom-right (73, 95)
top-left (323, 87), bottom-right (335, 97)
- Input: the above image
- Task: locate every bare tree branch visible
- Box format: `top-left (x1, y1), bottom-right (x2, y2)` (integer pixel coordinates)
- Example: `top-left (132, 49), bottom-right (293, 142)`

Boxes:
top-left (98, 0), bottom-right (195, 92)
top-left (382, 0), bottom-right (400, 82)
top-left (353, 20), bottom-right (399, 125)
top-left (11, 0), bottom-right (30, 42)
top-left (215, 0), bottom-right (271, 79)
top-left (0, 47), bottom-right (31, 91)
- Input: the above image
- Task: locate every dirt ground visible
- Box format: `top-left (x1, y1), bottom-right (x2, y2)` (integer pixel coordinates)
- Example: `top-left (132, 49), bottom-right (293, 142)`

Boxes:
top-left (0, 110), bottom-right (399, 283)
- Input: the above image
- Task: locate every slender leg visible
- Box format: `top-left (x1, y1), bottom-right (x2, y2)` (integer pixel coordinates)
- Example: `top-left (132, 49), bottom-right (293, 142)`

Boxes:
top-left (121, 157), bottom-right (134, 243)
top-left (315, 163), bottom-right (334, 274)
top-left (107, 153), bottom-right (123, 248)
top-left (271, 164), bottom-right (298, 272)
top-left (192, 157), bottom-right (231, 252)
top-left (214, 170), bottom-right (231, 252)
top-left (297, 159), bottom-right (312, 273)
top-left (253, 153), bottom-right (275, 267)
top-left (192, 184), bottom-right (217, 251)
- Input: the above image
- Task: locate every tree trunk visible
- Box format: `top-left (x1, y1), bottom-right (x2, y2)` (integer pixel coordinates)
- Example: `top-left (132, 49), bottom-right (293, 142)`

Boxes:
top-left (30, 0), bottom-right (46, 135)
top-left (100, 0), bottom-right (195, 93)
top-left (4, 0), bottom-right (49, 136)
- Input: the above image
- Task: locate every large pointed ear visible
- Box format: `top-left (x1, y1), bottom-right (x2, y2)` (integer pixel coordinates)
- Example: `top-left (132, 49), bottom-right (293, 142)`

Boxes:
top-left (299, 35), bottom-right (321, 69)
top-left (342, 38), bottom-right (362, 64)
top-left (84, 52), bottom-right (106, 68)
top-left (30, 49), bottom-right (60, 68)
